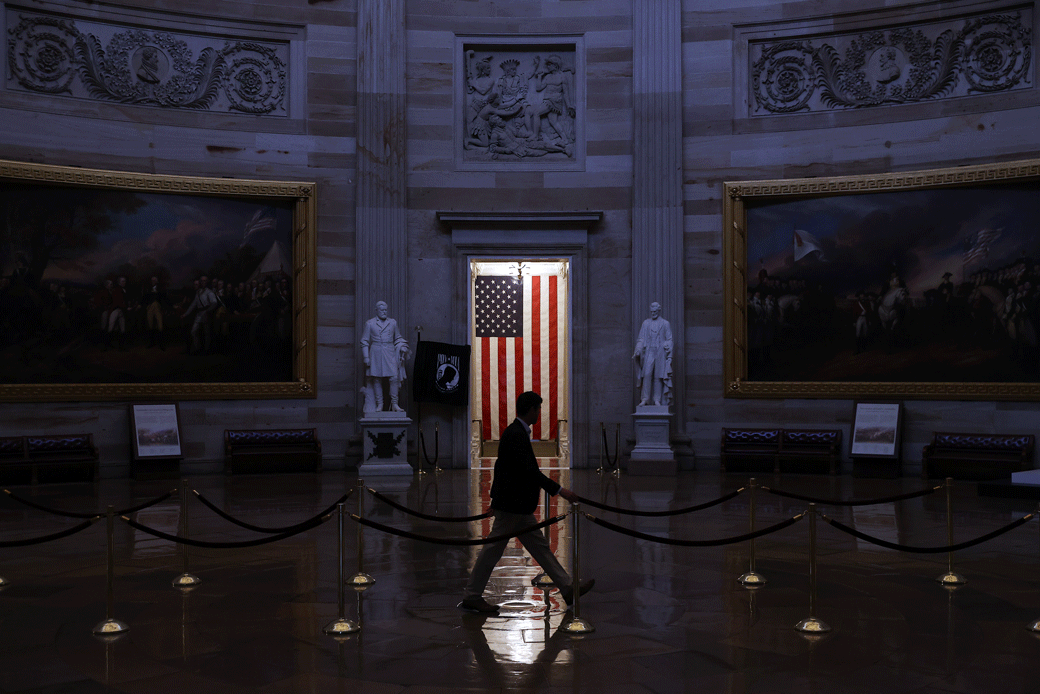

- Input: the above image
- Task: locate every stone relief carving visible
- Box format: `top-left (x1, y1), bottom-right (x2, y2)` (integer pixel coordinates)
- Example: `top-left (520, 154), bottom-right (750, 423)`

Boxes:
top-left (750, 10), bottom-right (1031, 115)
top-left (7, 11), bottom-right (287, 115)
top-left (462, 48), bottom-right (577, 162)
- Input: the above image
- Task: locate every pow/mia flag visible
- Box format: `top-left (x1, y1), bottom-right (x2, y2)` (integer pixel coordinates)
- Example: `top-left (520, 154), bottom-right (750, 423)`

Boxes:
top-left (412, 339), bottom-right (470, 406)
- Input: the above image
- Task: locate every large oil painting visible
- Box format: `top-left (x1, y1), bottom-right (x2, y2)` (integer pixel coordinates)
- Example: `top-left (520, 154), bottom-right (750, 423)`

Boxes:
top-left (724, 158), bottom-right (1040, 399)
top-left (0, 159), bottom-right (316, 401)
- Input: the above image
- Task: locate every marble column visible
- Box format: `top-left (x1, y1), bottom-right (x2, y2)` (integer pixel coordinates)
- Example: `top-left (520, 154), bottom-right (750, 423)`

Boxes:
top-left (356, 0), bottom-right (409, 409)
top-left (631, 1), bottom-right (685, 455)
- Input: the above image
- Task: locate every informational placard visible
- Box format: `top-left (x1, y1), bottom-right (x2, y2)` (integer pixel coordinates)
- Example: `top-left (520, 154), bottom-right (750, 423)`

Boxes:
top-left (130, 404), bottom-right (182, 459)
top-left (850, 402), bottom-right (902, 458)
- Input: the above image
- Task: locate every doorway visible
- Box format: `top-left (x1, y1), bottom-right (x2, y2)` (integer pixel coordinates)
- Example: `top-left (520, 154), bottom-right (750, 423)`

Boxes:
top-left (469, 258), bottom-right (570, 468)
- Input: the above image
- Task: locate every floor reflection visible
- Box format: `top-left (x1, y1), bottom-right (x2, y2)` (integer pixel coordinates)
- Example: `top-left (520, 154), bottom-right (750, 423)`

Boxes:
top-left (0, 469), bottom-right (1038, 693)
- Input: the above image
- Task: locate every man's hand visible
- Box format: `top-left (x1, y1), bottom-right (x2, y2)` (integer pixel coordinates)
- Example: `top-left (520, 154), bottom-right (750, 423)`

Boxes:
top-left (559, 488), bottom-right (579, 503)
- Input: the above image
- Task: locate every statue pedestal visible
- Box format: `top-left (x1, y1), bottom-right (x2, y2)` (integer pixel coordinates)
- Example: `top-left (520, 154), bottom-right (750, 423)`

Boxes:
top-left (359, 412), bottom-right (413, 476)
top-left (630, 406), bottom-right (676, 476)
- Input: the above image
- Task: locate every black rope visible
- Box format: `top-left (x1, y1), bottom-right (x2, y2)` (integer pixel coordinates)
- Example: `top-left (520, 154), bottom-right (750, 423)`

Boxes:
top-left (574, 488), bottom-right (745, 517)
top-left (192, 489), bottom-right (351, 533)
top-left (0, 517), bottom-right (100, 548)
top-left (419, 427), bottom-right (439, 468)
top-left (350, 513), bottom-right (566, 546)
top-left (3, 488), bottom-right (176, 519)
top-left (122, 512), bottom-right (331, 548)
top-left (583, 511), bottom-right (806, 547)
top-left (601, 424), bottom-right (619, 469)
top-left (760, 484), bottom-right (941, 507)
top-left (821, 512), bottom-right (1036, 554)
top-left (366, 487), bottom-right (492, 522)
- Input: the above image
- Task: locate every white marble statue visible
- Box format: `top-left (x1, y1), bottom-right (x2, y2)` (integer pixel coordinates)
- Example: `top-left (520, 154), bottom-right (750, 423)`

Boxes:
top-left (360, 301), bottom-right (410, 413)
top-left (632, 301), bottom-right (673, 407)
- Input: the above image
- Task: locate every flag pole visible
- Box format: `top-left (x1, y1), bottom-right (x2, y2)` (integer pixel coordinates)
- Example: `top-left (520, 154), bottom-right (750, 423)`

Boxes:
top-left (415, 326), bottom-right (423, 475)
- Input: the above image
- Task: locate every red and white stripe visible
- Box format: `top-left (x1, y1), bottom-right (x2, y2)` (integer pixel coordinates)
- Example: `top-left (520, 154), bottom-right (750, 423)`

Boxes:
top-left (473, 273), bottom-right (566, 445)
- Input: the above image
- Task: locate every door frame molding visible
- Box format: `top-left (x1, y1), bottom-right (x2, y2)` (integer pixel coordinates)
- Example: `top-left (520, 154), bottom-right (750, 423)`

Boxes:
top-left (440, 212), bottom-right (601, 468)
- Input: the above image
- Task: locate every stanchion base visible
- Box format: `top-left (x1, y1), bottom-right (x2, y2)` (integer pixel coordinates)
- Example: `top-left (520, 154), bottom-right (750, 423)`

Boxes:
top-left (738, 571), bottom-right (767, 588)
top-left (93, 618), bottom-right (130, 636)
top-left (172, 573), bottom-right (201, 590)
top-left (323, 618), bottom-right (361, 636)
top-left (531, 573), bottom-right (555, 589)
top-left (562, 617), bottom-right (595, 634)
top-left (348, 573), bottom-right (375, 587)
top-left (794, 617), bottom-right (831, 633)
top-left (937, 572), bottom-right (967, 586)
top-left (1028, 618), bottom-right (1040, 633)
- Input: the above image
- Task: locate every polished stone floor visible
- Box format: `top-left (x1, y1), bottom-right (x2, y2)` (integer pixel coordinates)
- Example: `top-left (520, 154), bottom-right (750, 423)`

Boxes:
top-left (1, 467), bottom-right (1039, 693)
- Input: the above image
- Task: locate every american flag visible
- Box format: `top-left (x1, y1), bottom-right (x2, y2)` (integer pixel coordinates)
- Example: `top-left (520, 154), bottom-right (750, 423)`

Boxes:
top-left (240, 207), bottom-right (278, 248)
top-left (473, 273), bottom-right (565, 445)
top-left (963, 228), bottom-right (1002, 264)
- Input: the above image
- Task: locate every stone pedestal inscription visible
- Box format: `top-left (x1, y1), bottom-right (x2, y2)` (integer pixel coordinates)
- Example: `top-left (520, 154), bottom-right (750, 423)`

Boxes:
top-left (630, 407), bottom-right (676, 476)
top-left (359, 412), bottom-right (413, 476)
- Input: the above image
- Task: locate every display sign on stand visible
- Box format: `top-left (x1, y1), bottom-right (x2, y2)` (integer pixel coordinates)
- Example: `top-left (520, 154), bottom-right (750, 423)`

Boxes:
top-left (129, 404), bottom-right (183, 479)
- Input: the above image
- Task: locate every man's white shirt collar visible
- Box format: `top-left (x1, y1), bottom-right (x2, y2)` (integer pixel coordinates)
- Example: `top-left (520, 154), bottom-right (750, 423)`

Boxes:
top-left (515, 417), bottom-right (531, 436)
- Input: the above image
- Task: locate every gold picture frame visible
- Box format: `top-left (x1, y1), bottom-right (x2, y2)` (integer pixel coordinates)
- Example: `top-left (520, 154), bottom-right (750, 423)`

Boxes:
top-left (0, 159), bottom-right (317, 401)
top-left (724, 157), bottom-right (1040, 400)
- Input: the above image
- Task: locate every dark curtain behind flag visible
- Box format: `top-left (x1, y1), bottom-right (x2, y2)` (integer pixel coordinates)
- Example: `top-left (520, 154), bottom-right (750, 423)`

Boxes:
top-left (412, 339), bottom-right (470, 406)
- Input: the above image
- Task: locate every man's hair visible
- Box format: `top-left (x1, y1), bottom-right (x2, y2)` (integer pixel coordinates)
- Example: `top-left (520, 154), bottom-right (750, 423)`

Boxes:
top-left (516, 391), bottom-right (543, 417)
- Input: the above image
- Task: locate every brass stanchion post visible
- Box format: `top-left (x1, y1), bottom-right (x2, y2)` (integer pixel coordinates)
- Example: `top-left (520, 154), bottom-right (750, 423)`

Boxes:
top-left (325, 502), bottom-right (360, 635)
top-left (795, 504), bottom-right (831, 634)
top-left (597, 422), bottom-right (605, 474)
top-left (937, 478), bottom-right (966, 586)
top-left (739, 478), bottom-right (766, 587)
top-left (349, 479), bottom-right (375, 587)
top-left (1028, 504), bottom-right (1040, 633)
top-left (562, 504), bottom-right (594, 634)
top-left (173, 480), bottom-right (201, 590)
top-left (614, 424), bottom-right (621, 477)
top-left (93, 505), bottom-right (129, 636)
top-left (533, 488), bottom-right (555, 591)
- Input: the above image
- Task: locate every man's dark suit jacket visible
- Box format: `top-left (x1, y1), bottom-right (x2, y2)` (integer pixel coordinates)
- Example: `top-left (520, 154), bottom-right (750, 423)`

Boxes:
top-left (490, 418), bottom-right (562, 514)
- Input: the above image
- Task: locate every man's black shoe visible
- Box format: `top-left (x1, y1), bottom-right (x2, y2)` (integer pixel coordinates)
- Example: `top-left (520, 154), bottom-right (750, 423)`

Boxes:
top-left (459, 596), bottom-right (500, 613)
top-left (559, 578), bottom-right (595, 606)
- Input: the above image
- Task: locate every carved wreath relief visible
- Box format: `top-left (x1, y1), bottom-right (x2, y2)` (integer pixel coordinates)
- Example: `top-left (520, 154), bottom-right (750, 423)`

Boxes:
top-left (750, 11), bottom-right (1031, 115)
top-left (7, 11), bottom-right (287, 115)
top-left (462, 48), bottom-right (577, 162)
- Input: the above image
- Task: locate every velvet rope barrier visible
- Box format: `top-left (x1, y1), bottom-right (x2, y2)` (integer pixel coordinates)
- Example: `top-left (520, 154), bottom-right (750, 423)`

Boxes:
top-left (3, 488), bottom-right (176, 519)
top-left (583, 510), bottom-right (806, 547)
top-left (760, 484), bottom-right (941, 507)
top-left (365, 487), bottom-right (492, 522)
top-left (348, 513), bottom-right (566, 546)
top-left (121, 512), bottom-right (331, 549)
top-left (821, 511), bottom-right (1036, 553)
top-left (0, 517), bottom-right (100, 548)
top-left (573, 487), bottom-right (745, 517)
top-left (191, 489), bottom-right (352, 533)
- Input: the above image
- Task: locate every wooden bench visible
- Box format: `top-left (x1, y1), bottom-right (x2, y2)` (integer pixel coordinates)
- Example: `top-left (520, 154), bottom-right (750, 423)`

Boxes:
top-left (0, 436), bottom-right (30, 485)
top-left (24, 434), bottom-right (100, 484)
top-left (779, 429), bottom-right (842, 475)
top-left (224, 428), bottom-right (322, 475)
top-left (722, 428), bottom-right (842, 474)
top-left (921, 432), bottom-right (1035, 481)
top-left (721, 428), bottom-right (780, 473)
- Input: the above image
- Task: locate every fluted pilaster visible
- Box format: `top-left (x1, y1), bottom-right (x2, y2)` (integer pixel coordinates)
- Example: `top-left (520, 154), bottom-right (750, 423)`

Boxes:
top-left (356, 0), bottom-right (408, 351)
top-left (632, 0), bottom-right (684, 419)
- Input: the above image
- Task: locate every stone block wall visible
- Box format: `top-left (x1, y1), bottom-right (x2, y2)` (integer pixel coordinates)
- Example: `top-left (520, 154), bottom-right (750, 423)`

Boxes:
top-left (681, 0), bottom-right (1040, 473)
top-left (1, 0), bottom-right (1037, 475)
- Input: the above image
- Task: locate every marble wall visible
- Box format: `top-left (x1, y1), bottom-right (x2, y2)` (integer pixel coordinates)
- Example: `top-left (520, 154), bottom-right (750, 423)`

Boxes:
top-left (0, 0), bottom-right (1037, 475)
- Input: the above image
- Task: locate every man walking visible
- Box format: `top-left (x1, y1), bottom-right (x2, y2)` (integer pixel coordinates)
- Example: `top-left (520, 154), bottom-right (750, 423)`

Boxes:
top-left (461, 391), bottom-right (594, 613)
